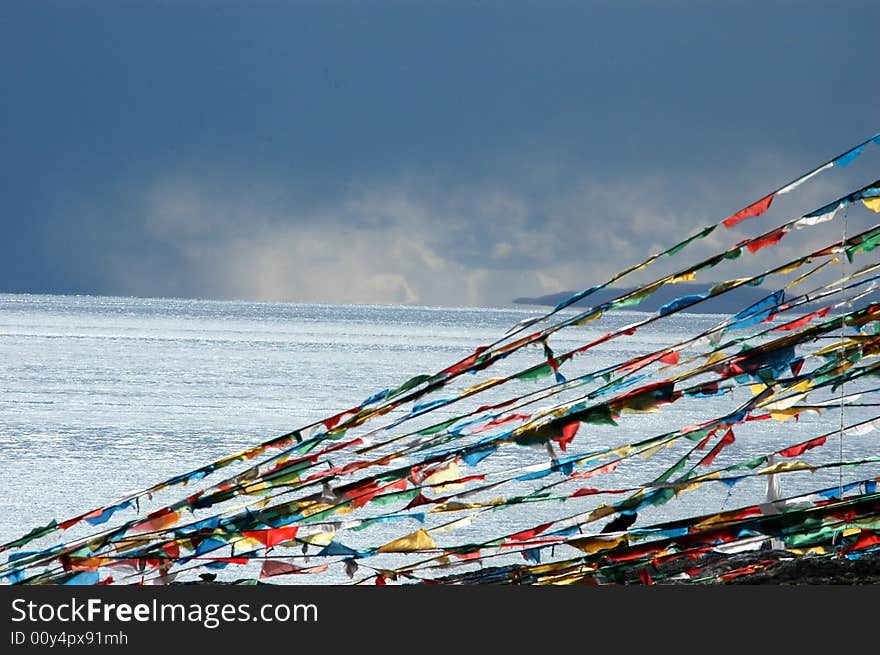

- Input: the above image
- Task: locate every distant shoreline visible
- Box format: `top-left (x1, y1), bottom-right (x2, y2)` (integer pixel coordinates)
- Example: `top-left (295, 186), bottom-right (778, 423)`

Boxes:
top-left (513, 283), bottom-right (819, 315)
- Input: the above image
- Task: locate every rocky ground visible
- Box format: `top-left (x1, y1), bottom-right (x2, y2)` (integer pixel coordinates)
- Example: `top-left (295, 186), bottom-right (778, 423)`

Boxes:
top-left (649, 548), bottom-right (880, 584)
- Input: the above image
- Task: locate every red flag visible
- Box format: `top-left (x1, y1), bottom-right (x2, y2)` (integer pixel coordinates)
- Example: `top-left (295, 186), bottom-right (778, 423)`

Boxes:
top-left (82, 507), bottom-right (106, 521)
top-left (571, 487), bottom-right (629, 497)
top-left (346, 477), bottom-right (409, 507)
top-left (441, 345), bottom-right (489, 376)
top-left (59, 516), bottom-right (84, 530)
top-left (729, 506), bottom-right (763, 520)
top-left (774, 307), bottom-right (832, 332)
top-left (323, 406), bottom-right (360, 430)
top-left (692, 381), bottom-right (718, 396)
top-left (745, 227), bottom-right (787, 253)
top-left (573, 332), bottom-right (615, 355)
top-left (571, 487), bottom-right (602, 497)
top-left (260, 560), bottom-right (300, 578)
top-left (345, 481), bottom-right (382, 507)
top-left (722, 193), bottom-right (775, 228)
top-left (696, 429), bottom-right (715, 451)
top-left (475, 398), bottom-right (518, 413)
top-left (778, 435), bottom-right (827, 458)
top-left (509, 522), bottom-right (554, 542)
top-left (571, 460), bottom-right (619, 479)
top-left (404, 493), bottom-right (434, 510)
top-left (242, 526), bottom-right (300, 548)
top-left (161, 540), bottom-right (180, 559)
top-left (553, 421), bottom-right (580, 451)
top-left (260, 560), bottom-right (328, 578)
top-left (618, 353), bottom-right (659, 373)
top-left (659, 350), bottom-right (680, 365)
top-left (844, 530), bottom-right (880, 553)
top-left (474, 413), bottom-right (532, 433)
top-left (132, 509), bottom-right (180, 533)
top-left (698, 429), bottom-right (735, 467)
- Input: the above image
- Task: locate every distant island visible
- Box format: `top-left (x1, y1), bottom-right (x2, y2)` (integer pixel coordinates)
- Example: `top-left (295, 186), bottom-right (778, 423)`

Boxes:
top-left (514, 282), bottom-right (782, 314)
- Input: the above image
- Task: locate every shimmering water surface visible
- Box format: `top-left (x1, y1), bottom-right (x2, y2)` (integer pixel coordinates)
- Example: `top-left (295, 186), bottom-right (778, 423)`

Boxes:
top-left (1, 294), bottom-right (876, 583)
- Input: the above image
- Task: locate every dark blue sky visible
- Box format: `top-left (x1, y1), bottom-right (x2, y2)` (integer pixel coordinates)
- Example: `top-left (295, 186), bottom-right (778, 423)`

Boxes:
top-left (2, 1), bottom-right (878, 305)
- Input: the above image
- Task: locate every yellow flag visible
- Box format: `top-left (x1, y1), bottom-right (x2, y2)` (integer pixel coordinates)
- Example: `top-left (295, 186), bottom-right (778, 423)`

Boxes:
top-left (242, 481), bottom-right (269, 496)
top-left (425, 460), bottom-right (461, 486)
top-left (814, 340), bottom-right (855, 357)
top-left (678, 472), bottom-right (718, 494)
top-left (431, 500), bottom-right (495, 513)
top-left (568, 534), bottom-right (628, 555)
top-left (863, 197), bottom-right (880, 213)
top-left (237, 535), bottom-right (264, 550)
top-left (750, 383), bottom-right (768, 396)
top-left (214, 450), bottom-right (249, 468)
top-left (574, 311), bottom-right (602, 327)
top-left (621, 405), bottom-right (661, 415)
top-left (300, 530), bottom-right (336, 547)
top-left (789, 546), bottom-right (828, 556)
top-left (546, 572), bottom-right (595, 585)
top-left (609, 445), bottom-right (635, 458)
top-left (111, 535), bottom-right (154, 553)
top-left (462, 378), bottom-right (505, 397)
top-left (775, 260), bottom-right (804, 275)
top-left (670, 271), bottom-right (697, 284)
top-left (758, 460), bottom-right (815, 475)
top-left (640, 443), bottom-right (664, 459)
top-left (587, 503), bottom-right (618, 522)
top-left (853, 515), bottom-right (880, 529)
top-left (711, 278), bottom-right (750, 294)
top-left (242, 445), bottom-right (267, 460)
top-left (300, 501), bottom-right (334, 518)
top-left (377, 529), bottom-right (437, 553)
top-left (694, 511), bottom-right (736, 529)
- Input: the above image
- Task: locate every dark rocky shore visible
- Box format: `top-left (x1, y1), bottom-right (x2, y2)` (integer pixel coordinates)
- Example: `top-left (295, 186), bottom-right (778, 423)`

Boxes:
top-left (667, 550), bottom-right (880, 585)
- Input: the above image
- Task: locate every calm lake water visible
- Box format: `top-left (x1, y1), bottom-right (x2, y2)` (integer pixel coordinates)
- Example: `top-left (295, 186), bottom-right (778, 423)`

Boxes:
top-left (1, 294), bottom-right (876, 583)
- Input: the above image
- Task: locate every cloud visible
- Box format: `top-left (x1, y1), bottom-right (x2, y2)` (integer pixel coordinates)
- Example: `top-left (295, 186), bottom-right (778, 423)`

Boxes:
top-left (85, 172), bottom-right (672, 306)
top-left (52, 143), bottom-right (880, 307)
top-left (96, 177), bottom-right (496, 306)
